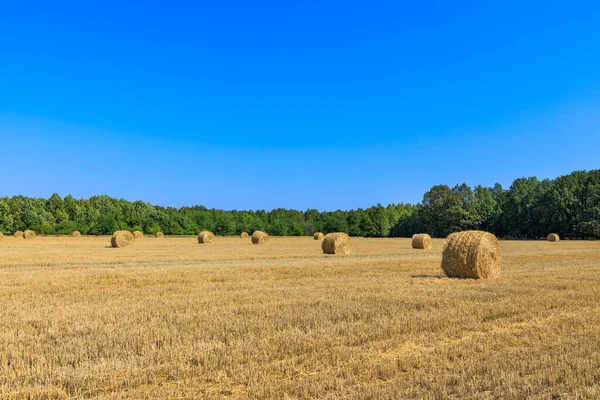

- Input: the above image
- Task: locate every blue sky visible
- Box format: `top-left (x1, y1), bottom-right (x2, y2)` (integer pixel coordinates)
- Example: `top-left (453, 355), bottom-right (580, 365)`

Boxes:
top-left (1, 1), bottom-right (599, 210)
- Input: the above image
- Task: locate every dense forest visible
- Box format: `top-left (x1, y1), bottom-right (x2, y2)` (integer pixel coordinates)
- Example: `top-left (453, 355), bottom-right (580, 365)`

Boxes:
top-left (1, 170), bottom-right (599, 239)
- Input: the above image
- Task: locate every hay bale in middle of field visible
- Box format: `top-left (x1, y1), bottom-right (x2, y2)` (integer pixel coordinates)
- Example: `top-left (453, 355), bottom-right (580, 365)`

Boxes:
top-left (133, 231), bottom-right (144, 239)
top-left (111, 230), bottom-right (134, 248)
top-left (156, 232), bottom-right (164, 238)
top-left (412, 233), bottom-right (432, 249)
top-left (322, 232), bottom-right (352, 255)
top-left (252, 231), bottom-right (269, 245)
top-left (313, 232), bottom-right (324, 240)
top-left (198, 231), bottom-right (215, 244)
top-left (15, 230), bottom-right (24, 239)
top-left (72, 231), bottom-right (81, 237)
top-left (23, 230), bottom-right (36, 240)
top-left (441, 230), bottom-right (500, 279)
top-left (240, 232), bottom-right (249, 239)
top-left (547, 233), bottom-right (560, 242)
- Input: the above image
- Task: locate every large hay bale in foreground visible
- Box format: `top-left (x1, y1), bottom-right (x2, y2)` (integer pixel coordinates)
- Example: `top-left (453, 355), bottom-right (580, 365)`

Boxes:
top-left (442, 231), bottom-right (500, 279)
top-left (547, 233), bottom-right (560, 242)
top-left (111, 230), bottom-right (134, 248)
top-left (198, 231), bottom-right (215, 244)
top-left (72, 231), bottom-right (81, 237)
top-left (412, 233), bottom-right (432, 249)
top-left (240, 232), bottom-right (249, 239)
top-left (133, 231), bottom-right (144, 239)
top-left (23, 230), bottom-right (36, 240)
top-left (322, 232), bottom-right (352, 255)
top-left (14, 231), bottom-right (23, 239)
top-left (251, 231), bottom-right (269, 245)
top-left (156, 232), bottom-right (164, 239)
top-left (313, 232), bottom-right (324, 240)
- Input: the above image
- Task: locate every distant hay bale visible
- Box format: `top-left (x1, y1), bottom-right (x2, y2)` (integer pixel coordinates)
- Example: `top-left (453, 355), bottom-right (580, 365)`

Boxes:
top-left (156, 232), bottom-right (164, 239)
top-left (240, 232), bottom-right (249, 239)
top-left (133, 231), bottom-right (144, 239)
top-left (72, 231), bottom-right (81, 237)
top-left (111, 230), bottom-right (134, 248)
top-left (15, 231), bottom-right (23, 239)
top-left (441, 230), bottom-right (500, 279)
top-left (198, 231), bottom-right (215, 244)
top-left (251, 231), bottom-right (269, 245)
top-left (322, 232), bottom-right (352, 255)
top-left (313, 232), bottom-right (324, 240)
top-left (23, 230), bottom-right (36, 240)
top-left (547, 233), bottom-right (560, 242)
top-left (412, 233), bottom-right (432, 249)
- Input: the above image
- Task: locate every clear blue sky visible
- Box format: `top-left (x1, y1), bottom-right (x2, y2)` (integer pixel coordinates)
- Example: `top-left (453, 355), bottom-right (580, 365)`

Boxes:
top-left (1, 1), bottom-right (599, 211)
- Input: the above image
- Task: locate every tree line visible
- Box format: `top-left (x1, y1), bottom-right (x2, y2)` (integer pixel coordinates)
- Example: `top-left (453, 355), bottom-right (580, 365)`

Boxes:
top-left (1, 170), bottom-right (598, 239)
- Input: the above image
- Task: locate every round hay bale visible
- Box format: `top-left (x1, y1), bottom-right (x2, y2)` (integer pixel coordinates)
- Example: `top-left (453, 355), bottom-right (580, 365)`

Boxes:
top-left (72, 231), bottom-right (81, 238)
top-left (111, 230), bottom-right (134, 248)
top-left (412, 233), bottom-right (432, 249)
top-left (23, 230), bottom-right (36, 240)
top-left (322, 232), bottom-right (351, 255)
top-left (313, 232), bottom-right (324, 240)
top-left (441, 230), bottom-right (500, 279)
top-left (156, 232), bottom-right (164, 239)
top-left (198, 231), bottom-right (215, 244)
top-left (240, 232), bottom-right (249, 239)
top-left (133, 231), bottom-right (144, 239)
top-left (251, 231), bottom-right (269, 245)
top-left (14, 230), bottom-right (24, 239)
top-left (547, 233), bottom-right (560, 242)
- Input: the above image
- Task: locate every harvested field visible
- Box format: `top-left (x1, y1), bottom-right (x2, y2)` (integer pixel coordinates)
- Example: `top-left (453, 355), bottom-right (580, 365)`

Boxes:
top-left (0, 236), bottom-right (599, 399)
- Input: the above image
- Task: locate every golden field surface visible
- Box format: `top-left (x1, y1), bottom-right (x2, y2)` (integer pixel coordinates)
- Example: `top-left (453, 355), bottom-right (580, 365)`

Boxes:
top-left (1, 236), bottom-right (600, 399)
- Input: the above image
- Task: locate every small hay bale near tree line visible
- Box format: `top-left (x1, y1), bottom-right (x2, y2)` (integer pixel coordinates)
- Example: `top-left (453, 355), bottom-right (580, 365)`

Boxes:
top-left (412, 233), bottom-right (432, 249)
top-left (156, 232), bottom-right (164, 238)
top-left (14, 231), bottom-right (23, 239)
top-left (240, 232), bottom-right (249, 239)
top-left (72, 231), bottom-right (81, 237)
top-left (441, 230), bottom-right (500, 279)
top-left (547, 233), bottom-right (560, 242)
top-left (23, 230), bottom-right (36, 240)
top-left (111, 230), bottom-right (134, 248)
top-left (198, 231), bottom-right (215, 244)
top-left (313, 232), bottom-right (324, 240)
top-left (322, 232), bottom-right (352, 255)
top-left (133, 231), bottom-right (144, 239)
top-left (252, 231), bottom-right (269, 245)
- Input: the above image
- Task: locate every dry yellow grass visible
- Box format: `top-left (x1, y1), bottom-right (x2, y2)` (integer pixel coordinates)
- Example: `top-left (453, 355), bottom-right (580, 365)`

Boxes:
top-left (0, 236), bottom-right (600, 399)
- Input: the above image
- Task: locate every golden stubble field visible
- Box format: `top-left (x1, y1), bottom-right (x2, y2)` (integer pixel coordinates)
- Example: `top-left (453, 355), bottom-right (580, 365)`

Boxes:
top-left (1, 236), bottom-right (600, 399)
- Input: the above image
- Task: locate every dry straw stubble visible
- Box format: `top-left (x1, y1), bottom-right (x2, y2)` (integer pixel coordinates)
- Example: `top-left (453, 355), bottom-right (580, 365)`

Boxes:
top-left (198, 231), bottom-right (215, 244)
top-left (313, 232), bottom-right (324, 240)
top-left (322, 232), bottom-right (352, 255)
top-left (111, 230), bottom-right (134, 248)
top-left (442, 230), bottom-right (500, 279)
top-left (252, 231), bottom-right (269, 245)
top-left (412, 233), bottom-right (432, 249)
top-left (23, 230), bottom-right (36, 240)
top-left (547, 233), bottom-right (560, 242)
